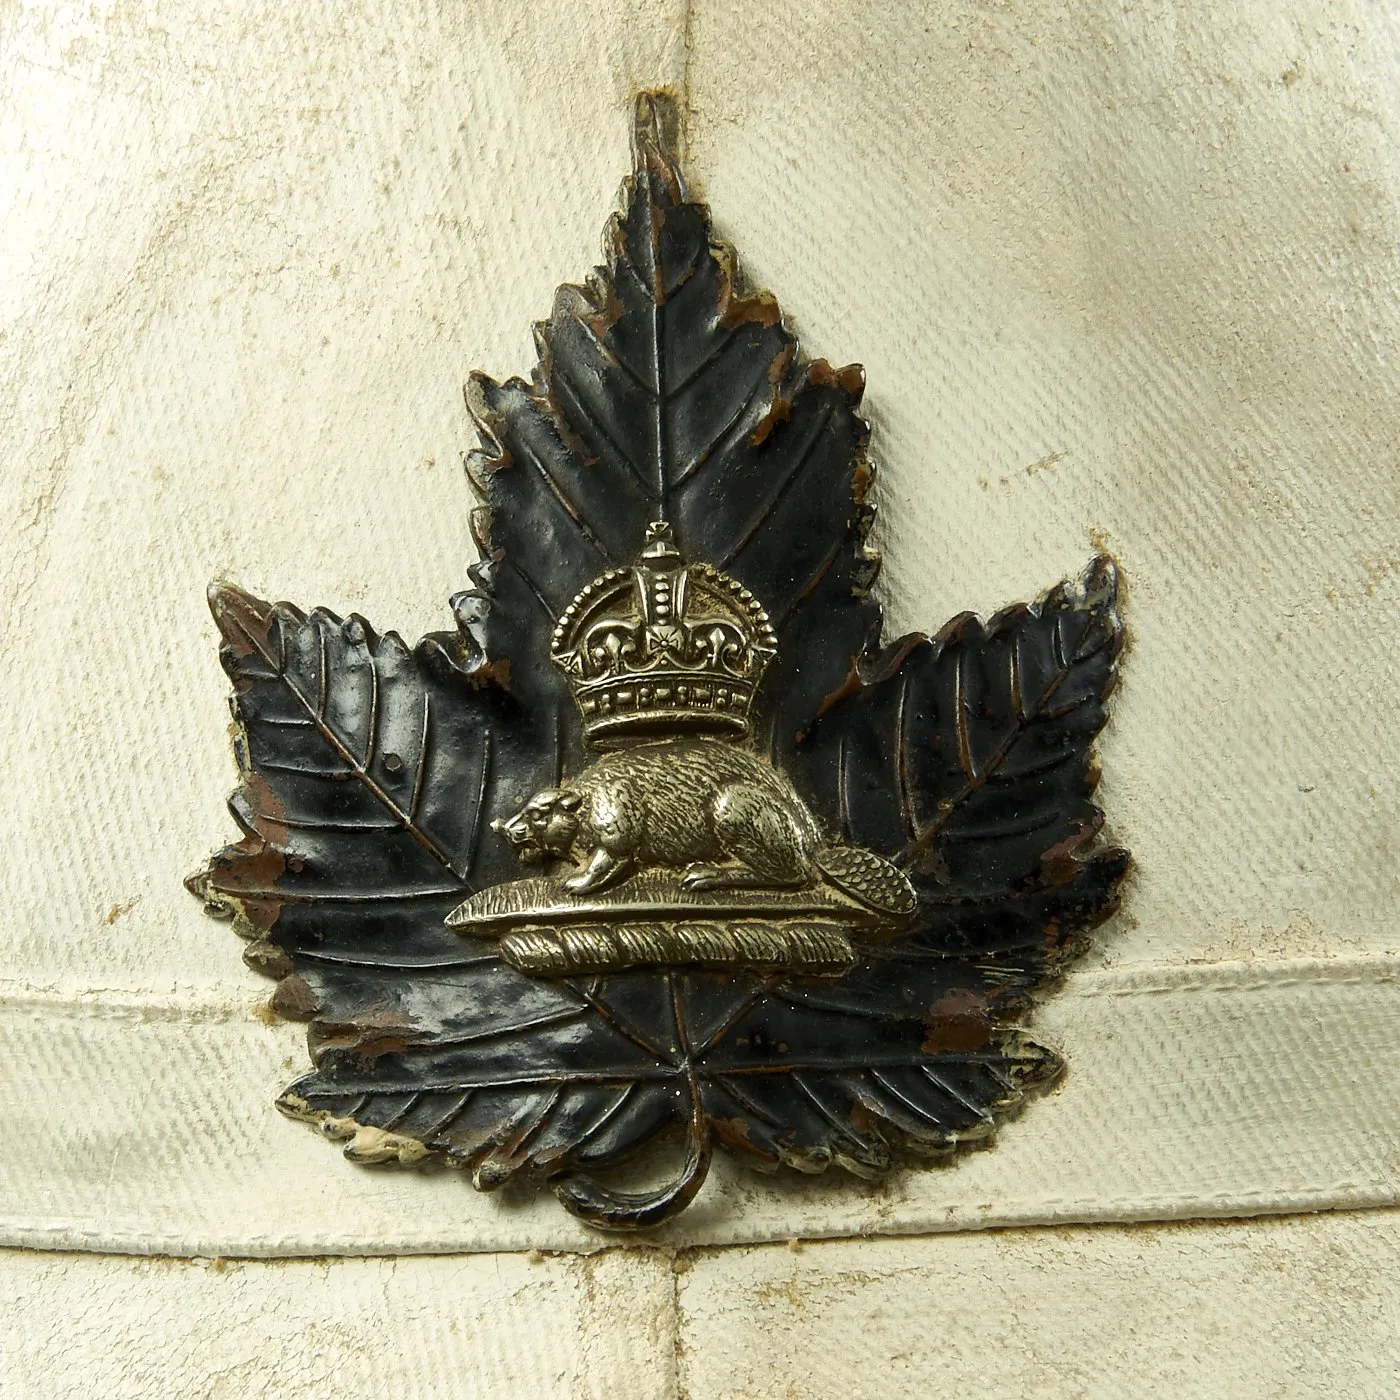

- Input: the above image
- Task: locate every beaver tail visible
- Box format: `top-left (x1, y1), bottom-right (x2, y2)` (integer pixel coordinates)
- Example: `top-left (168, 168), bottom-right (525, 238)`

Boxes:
top-left (815, 845), bottom-right (917, 918)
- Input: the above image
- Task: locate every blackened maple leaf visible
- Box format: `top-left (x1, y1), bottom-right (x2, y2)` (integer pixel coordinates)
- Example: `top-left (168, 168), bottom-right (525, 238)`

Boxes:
top-left (189, 92), bottom-right (1128, 1230)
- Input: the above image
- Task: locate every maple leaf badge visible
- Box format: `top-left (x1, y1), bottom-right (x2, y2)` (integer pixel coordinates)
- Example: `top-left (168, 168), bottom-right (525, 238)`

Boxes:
top-left (189, 93), bottom-right (1129, 1230)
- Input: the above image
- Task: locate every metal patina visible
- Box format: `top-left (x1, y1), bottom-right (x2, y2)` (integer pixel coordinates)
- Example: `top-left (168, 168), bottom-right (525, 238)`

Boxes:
top-left (189, 92), bottom-right (1129, 1229)
top-left (450, 520), bottom-right (916, 978)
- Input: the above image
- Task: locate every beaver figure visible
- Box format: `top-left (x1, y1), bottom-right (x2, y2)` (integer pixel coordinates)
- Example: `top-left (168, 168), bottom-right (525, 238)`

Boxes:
top-left (493, 737), bottom-right (915, 916)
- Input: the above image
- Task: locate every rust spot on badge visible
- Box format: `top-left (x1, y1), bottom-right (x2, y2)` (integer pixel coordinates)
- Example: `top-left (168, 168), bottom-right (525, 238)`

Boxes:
top-left (710, 1116), bottom-right (756, 1153)
top-left (809, 358), bottom-right (867, 404)
top-left (243, 938), bottom-right (294, 979)
top-left (921, 987), bottom-right (993, 1053)
top-left (188, 770), bottom-right (291, 936)
top-left (269, 974), bottom-right (320, 1021)
top-left (310, 1006), bottom-right (432, 1062)
top-left (747, 345), bottom-right (796, 447)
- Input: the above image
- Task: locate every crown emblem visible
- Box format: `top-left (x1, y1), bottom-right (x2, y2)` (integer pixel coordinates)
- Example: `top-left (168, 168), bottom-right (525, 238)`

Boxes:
top-left (550, 522), bottom-right (777, 746)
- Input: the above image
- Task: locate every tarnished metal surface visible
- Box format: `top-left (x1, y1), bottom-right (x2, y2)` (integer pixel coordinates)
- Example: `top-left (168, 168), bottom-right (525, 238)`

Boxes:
top-left (188, 91), bottom-right (1128, 1230)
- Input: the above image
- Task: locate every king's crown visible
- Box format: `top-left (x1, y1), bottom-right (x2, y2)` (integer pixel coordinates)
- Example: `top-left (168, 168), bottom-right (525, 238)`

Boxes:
top-left (551, 523), bottom-right (777, 746)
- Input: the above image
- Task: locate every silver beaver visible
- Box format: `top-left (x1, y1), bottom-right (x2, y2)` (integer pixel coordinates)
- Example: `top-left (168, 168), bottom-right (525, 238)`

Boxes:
top-left (493, 737), bottom-right (914, 915)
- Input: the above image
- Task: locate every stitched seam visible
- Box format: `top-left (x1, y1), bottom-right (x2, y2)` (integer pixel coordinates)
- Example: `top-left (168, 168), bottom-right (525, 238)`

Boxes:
top-left (3, 954), bottom-right (1397, 1021)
